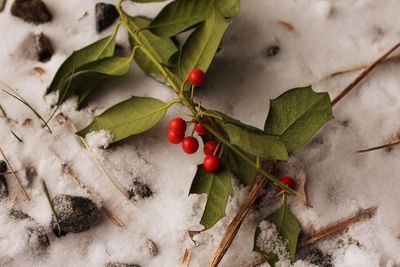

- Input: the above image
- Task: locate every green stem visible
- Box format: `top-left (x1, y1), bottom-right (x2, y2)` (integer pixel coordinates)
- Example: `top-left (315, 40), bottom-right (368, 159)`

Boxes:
top-left (116, 2), bottom-right (181, 94)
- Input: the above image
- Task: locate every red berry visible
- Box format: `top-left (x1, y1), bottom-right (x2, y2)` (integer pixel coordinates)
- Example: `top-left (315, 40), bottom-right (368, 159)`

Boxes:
top-left (203, 140), bottom-right (218, 156)
top-left (169, 117), bottom-right (186, 134)
top-left (204, 155), bottom-right (221, 173)
top-left (182, 137), bottom-right (199, 154)
top-left (195, 123), bottom-right (209, 136)
top-left (167, 131), bottom-right (184, 144)
top-left (276, 176), bottom-right (297, 192)
top-left (188, 69), bottom-right (206, 86)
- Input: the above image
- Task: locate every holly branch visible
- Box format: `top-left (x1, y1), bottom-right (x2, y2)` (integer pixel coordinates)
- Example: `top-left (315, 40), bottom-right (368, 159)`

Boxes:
top-left (45, 0), bottom-right (337, 266)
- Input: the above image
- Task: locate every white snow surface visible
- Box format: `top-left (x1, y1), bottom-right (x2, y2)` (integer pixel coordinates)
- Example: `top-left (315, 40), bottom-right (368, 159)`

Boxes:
top-left (0, 0), bottom-right (400, 266)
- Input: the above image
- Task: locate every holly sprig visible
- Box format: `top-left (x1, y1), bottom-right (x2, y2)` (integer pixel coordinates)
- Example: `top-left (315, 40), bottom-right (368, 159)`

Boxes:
top-left (46, 0), bottom-right (333, 265)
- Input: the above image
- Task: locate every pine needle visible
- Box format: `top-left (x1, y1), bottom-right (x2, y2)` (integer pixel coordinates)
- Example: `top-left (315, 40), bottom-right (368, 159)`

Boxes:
top-left (357, 141), bottom-right (400, 153)
top-left (62, 163), bottom-right (125, 227)
top-left (0, 104), bottom-right (6, 117)
top-left (10, 130), bottom-right (23, 143)
top-left (298, 207), bottom-right (377, 247)
top-left (331, 41), bottom-right (400, 106)
top-left (0, 81), bottom-right (52, 133)
top-left (41, 179), bottom-right (61, 236)
top-left (66, 117), bottom-right (130, 201)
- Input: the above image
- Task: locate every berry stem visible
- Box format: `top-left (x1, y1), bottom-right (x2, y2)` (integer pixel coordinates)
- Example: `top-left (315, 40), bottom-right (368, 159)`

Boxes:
top-left (190, 84), bottom-right (195, 99)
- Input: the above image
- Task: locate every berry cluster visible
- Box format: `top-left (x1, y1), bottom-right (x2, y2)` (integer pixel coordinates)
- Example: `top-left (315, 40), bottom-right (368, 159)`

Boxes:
top-left (167, 69), bottom-right (221, 173)
top-left (167, 117), bottom-right (221, 173)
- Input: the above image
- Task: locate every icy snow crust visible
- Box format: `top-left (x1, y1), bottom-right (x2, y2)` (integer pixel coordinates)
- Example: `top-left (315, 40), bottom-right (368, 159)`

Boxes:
top-left (0, 0), bottom-right (400, 266)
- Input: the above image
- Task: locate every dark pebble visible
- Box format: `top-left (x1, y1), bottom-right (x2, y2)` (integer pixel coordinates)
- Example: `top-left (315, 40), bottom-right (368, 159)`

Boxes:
top-left (0, 175), bottom-right (8, 199)
top-left (52, 194), bottom-right (102, 233)
top-left (128, 180), bottom-right (153, 201)
top-left (301, 248), bottom-right (333, 267)
top-left (25, 166), bottom-right (37, 187)
top-left (265, 45), bottom-right (280, 57)
top-left (95, 2), bottom-right (119, 33)
top-left (35, 32), bottom-right (54, 62)
top-left (0, 160), bottom-right (7, 173)
top-left (11, 0), bottom-right (52, 24)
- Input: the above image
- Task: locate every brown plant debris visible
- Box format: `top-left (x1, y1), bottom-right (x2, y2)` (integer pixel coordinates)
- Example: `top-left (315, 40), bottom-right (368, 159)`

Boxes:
top-left (277, 20), bottom-right (295, 32)
top-left (298, 207), bottom-right (377, 248)
top-left (181, 249), bottom-right (192, 266)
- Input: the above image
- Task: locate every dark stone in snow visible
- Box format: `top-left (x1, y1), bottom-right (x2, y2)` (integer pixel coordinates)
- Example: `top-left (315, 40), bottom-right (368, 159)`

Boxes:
top-left (106, 263), bottom-right (140, 267)
top-left (35, 33), bottom-right (54, 62)
top-left (52, 194), bottom-right (102, 233)
top-left (303, 248), bottom-right (333, 267)
top-left (8, 209), bottom-right (30, 220)
top-left (0, 160), bottom-right (7, 173)
top-left (128, 180), bottom-right (153, 201)
top-left (0, 175), bottom-right (8, 199)
top-left (27, 225), bottom-right (50, 249)
top-left (95, 2), bottom-right (119, 33)
top-left (25, 165), bottom-right (37, 187)
top-left (8, 209), bottom-right (50, 249)
top-left (11, 0), bottom-right (52, 24)
top-left (265, 45), bottom-right (280, 57)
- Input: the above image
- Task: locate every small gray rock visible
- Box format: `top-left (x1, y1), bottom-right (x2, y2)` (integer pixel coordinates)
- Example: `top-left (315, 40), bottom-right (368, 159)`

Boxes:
top-left (106, 263), bottom-right (140, 267)
top-left (35, 33), bottom-right (54, 62)
top-left (11, 0), bottom-right (52, 24)
top-left (265, 45), bottom-right (280, 57)
top-left (128, 180), bottom-right (153, 202)
top-left (25, 166), bottom-right (38, 187)
top-left (52, 194), bottom-right (102, 233)
top-left (0, 175), bottom-right (8, 199)
top-left (0, 160), bottom-right (7, 173)
top-left (95, 2), bottom-right (119, 33)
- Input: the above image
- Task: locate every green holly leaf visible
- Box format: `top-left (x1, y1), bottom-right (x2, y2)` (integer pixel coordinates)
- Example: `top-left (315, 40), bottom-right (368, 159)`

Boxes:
top-left (264, 86), bottom-right (334, 152)
top-left (127, 16), bottom-right (179, 65)
top-left (216, 0), bottom-right (240, 17)
top-left (223, 123), bottom-right (288, 160)
top-left (207, 110), bottom-right (287, 160)
top-left (190, 164), bottom-right (231, 230)
top-left (223, 149), bottom-right (258, 185)
top-left (149, 0), bottom-right (214, 37)
top-left (127, 16), bottom-right (180, 84)
top-left (77, 96), bottom-right (169, 143)
top-left (178, 7), bottom-right (229, 81)
top-left (46, 35), bottom-right (116, 98)
top-left (254, 198), bottom-right (301, 266)
top-left (59, 55), bottom-right (134, 108)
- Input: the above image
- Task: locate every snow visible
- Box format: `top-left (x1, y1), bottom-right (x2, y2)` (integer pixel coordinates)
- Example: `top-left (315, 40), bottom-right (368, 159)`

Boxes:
top-left (256, 220), bottom-right (290, 261)
top-left (85, 130), bottom-right (114, 149)
top-left (0, 0), bottom-right (400, 266)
